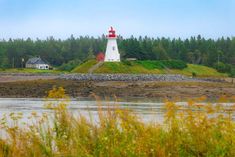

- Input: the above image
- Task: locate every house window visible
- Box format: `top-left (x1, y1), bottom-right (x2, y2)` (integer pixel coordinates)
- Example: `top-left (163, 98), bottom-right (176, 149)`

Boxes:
top-left (112, 46), bottom-right (115, 51)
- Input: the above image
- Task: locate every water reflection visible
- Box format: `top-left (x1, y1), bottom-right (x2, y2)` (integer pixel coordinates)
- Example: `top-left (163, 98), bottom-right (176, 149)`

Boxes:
top-left (0, 98), bottom-right (234, 124)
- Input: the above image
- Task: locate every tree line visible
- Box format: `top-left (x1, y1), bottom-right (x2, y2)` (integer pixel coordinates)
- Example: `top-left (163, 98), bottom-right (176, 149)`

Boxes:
top-left (0, 35), bottom-right (234, 72)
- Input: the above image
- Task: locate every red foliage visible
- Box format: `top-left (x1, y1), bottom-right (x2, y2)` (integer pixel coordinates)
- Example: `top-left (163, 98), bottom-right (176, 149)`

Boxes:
top-left (96, 52), bottom-right (105, 61)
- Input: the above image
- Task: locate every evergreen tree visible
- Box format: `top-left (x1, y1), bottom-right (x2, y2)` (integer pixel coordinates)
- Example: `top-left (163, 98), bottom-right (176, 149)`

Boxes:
top-left (87, 47), bottom-right (95, 60)
top-left (0, 35), bottom-right (234, 69)
top-left (152, 44), bottom-right (169, 60)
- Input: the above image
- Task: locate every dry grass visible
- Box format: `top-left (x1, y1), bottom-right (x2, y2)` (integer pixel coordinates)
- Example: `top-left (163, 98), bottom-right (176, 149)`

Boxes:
top-left (0, 87), bottom-right (235, 157)
top-left (0, 68), bottom-right (63, 74)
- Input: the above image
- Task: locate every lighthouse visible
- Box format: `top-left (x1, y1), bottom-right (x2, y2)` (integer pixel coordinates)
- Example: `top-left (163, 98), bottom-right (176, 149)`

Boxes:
top-left (104, 27), bottom-right (120, 62)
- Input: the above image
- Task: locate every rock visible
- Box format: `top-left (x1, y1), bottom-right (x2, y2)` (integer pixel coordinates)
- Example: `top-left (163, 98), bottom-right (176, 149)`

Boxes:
top-left (58, 74), bottom-right (207, 82)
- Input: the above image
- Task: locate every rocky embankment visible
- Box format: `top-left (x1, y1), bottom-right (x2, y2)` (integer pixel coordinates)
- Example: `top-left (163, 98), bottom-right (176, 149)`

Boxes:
top-left (59, 74), bottom-right (196, 82)
top-left (0, 73), bottom-right (226, 82)
top-left (59, 74), bottom-right (225, 82)
top-left (64, 74), bottom-right (231, 84)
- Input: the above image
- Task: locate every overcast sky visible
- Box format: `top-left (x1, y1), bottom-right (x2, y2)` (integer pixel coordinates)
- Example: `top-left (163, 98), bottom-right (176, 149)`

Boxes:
top-left (0, 0), bottom-right (234, 39)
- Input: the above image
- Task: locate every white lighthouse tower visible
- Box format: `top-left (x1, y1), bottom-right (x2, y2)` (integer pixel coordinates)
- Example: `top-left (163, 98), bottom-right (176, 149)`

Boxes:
top-left (104, 27), bottom-right (120, 62)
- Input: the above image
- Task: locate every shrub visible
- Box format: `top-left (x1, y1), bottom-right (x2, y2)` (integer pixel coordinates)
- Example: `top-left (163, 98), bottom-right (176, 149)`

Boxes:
top-left (229, 67), bottom-right (235, 77)
top-left (160, 60), bottom-right (187, 69)
top-left (192, 72), bottom-right (197, 77)
top-left (214, 62), bottom-right (232, 73)
top-left (122, 60), bottom-right (132, 66)
top-left (136, 60), bottom-right (187, 70)
top-left (59, 59), bottom-right (81, 71)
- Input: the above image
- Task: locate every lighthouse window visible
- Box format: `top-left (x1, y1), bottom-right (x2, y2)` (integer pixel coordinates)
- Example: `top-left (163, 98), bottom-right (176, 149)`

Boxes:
top-left (112, 46), bottom-right (115, 51)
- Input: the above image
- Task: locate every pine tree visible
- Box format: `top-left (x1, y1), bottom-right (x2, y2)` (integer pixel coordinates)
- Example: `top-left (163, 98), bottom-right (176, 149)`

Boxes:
top-left (87, 47), bottom-right (95, 60)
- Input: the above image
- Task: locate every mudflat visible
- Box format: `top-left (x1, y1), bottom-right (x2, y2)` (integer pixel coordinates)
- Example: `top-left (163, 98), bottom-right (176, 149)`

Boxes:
top-left (0, 78), bottom-right (234, 100)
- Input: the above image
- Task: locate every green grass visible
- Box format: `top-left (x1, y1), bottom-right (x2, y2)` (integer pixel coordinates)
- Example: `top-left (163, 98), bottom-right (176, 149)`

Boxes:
top-left (95, 62), bottom-right (162, 74)
top-left (135, 60), bottom-right (164, 69)
top-left (72, 60), bottom-right (227, 77)
top-left (169, 64), bottom-right (227, 77)
top-left (0, 60), bottom-right (227, 77)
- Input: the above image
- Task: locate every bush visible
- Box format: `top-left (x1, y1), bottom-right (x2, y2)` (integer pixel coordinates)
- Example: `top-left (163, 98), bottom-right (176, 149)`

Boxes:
top-left (192, 72), bottom-right (197, 77)
top-left (214, 62), bottom-right (232, 73)
top-left (229, 67), bottom-right (235, 77)
top-left (122, 60), bottom-right (133, 66)
top-left (59, 59), bottom-right (81, 71)
top-left (160, 60), bottom-right (187, 69)
top-left (136, 60), bottom-right (187, 70)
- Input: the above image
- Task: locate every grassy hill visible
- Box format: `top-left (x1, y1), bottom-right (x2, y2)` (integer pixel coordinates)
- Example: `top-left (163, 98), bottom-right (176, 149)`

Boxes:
top-left (0, 60), bottom-right (227, 77)
top-left (72, 60), bottom-right (227, 77)
top-left (72, 60), bottom-right (98, 73)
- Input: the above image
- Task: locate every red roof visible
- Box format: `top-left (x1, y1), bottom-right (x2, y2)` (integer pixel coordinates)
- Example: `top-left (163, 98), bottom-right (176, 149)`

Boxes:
top-left (107, 26), bottom-right (117, 38)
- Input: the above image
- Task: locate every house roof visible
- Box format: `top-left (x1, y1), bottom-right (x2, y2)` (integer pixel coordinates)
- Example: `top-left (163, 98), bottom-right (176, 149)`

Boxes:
top-left (26, 57), bottom-right (48, 65)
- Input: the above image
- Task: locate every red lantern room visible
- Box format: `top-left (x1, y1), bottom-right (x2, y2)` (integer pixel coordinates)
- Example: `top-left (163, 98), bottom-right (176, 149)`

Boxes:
top-left (107, 27), bottom-right (117, 38)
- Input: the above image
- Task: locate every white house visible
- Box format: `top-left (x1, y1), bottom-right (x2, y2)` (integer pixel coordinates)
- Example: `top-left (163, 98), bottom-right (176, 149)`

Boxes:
top-left (25, 57), bottom-right (49, 70)
top-left (104, 27), bottom-right (120, 62)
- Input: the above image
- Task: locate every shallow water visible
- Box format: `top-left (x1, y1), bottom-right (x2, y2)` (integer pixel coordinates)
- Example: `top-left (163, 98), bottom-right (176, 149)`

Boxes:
top-left (0, 98), bottom-right (235, 124)
top-left (0, 98), bottom-right (166, 123)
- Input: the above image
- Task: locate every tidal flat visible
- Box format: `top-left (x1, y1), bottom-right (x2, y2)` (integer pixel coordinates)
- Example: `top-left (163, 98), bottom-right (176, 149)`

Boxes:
top-left (0, 79), bottom-right (234, 101)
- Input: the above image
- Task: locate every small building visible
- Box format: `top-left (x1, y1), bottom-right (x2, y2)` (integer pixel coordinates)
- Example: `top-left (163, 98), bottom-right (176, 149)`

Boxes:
top-left (126, 58), bottom-right (137, 61)
top-left (26, 57), bottom-right (49, 70)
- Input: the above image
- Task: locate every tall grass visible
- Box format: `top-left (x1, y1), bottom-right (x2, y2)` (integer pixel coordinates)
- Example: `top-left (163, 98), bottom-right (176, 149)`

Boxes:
top-left (0, 88), bottom-right (235, 157)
